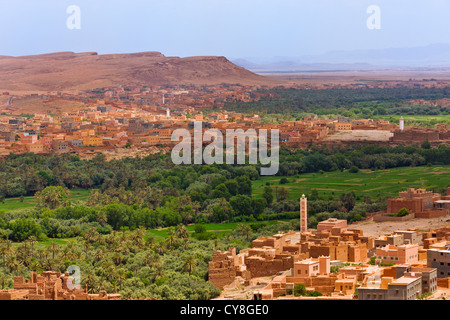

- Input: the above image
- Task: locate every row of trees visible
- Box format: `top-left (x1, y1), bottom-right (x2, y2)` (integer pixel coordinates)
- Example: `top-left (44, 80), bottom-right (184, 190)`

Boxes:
top-left (0, 144), bottom-right (448, 199)
top-left (224, 86), bottom-right (450, 117)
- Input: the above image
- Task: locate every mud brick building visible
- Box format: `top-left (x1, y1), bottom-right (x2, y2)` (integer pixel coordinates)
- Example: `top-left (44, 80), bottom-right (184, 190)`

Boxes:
top-left (208, 248), bottom-right (250, 290)
top-left (387, 188), bottom-right (435, 213)
top-left (209, 226), bottom-right (373, 290)
top-left (254, 269), bottom-right (354, 299)
top-left (300, 227), bottom-right (370, 263)
top-left (378, 188), bottom-right (450, 220)
top-left (244, 250), bottom-right (303, 278)
top-left (0, 271), bottom-right (121, 300)
top-left (317, 218), bottom-right (347, 232)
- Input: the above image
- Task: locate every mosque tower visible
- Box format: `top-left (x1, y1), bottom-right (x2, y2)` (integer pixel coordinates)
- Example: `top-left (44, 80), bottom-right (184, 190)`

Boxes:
top-left (300, 194), bottom-right (307, 233)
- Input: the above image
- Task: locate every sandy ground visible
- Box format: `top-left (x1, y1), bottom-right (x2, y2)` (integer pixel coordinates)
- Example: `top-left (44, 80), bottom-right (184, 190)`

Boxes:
top-left (350, 215), bottom-right (450, 238)
top-left (266, 69), bottom-right (450, 85)
top-left (324, 130), bottom-right (394, 142)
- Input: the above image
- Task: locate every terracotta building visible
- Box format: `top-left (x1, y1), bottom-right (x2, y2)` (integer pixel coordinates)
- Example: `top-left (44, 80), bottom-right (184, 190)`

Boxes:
top-left (0, 271), bottom-right (121, 300)
top-left (375, 244), bottom-right (419, 265)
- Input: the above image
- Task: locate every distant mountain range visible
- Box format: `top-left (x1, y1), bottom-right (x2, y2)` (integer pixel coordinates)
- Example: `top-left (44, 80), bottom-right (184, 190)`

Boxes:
top-left (232, 43), bottom-right (450, 72)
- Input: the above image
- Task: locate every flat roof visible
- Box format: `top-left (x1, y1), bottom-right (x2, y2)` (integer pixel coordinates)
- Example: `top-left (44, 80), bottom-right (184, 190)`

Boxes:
top-left (392, 276), bottom-right (420, 285)
top-left (295, 259), bottom-right (319, 265)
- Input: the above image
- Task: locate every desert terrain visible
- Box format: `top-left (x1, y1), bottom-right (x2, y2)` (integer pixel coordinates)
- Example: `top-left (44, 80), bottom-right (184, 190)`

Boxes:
top-left (265, 69), bottom-right (450, 86)
top-left (0, 51), bottom-right (282, 93)
top-left (351, 216), bottom-right (450, 238)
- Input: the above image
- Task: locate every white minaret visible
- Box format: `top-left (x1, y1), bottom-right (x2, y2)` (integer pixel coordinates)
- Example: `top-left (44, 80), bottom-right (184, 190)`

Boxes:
top-left (399, 116), bottom-right (404, 131)
top-left (163, 94), bottom-right (170, 118)
top-left (300, 194), bottom-right (307, 233)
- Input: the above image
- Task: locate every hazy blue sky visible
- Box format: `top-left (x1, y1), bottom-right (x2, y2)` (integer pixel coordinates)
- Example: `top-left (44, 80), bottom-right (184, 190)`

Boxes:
top-left (1, 0), bottom-right (449, 59)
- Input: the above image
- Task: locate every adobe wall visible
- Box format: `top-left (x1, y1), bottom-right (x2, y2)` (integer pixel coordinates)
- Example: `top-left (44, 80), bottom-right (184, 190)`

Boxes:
top-left (373, 213), bottom-right (415, 222)
top-left (387, 198), bottom-right (422, 214)
top-left (0, 290), bottom-right (29, 300)
top-left (245, 255), bottom-right (294, 278)
top-left (391, 129), bottom-right (440, 142)
top-left (208, 248), bottom-right (239, 289)
top-left (415, 210), bottom-right (449, 219)
top-left (285, 275), bottom-right (338, 296)
top-left (348, 243), bottom-right (368, 263)
top-left (437, 278), bottom-right (450, 288)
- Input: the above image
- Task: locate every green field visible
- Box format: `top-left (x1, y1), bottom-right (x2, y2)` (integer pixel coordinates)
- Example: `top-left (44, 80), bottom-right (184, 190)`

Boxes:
top-left (145, 220), bottom-right (286, 242)
top-left (0, 189), bottom-right (91, 212)
top-left (253, 165), bottom-right (450, 201)
top-left (377, 114), bottom-right (450, 127)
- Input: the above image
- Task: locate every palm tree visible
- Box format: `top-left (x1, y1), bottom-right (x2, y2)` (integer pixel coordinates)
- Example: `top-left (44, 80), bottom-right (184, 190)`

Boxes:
top-left (83, 227), bottom-right (99, 243)
top-left (180, 238), bottom-right (190, 250)
top-left (145, 235), bottom-right (156, 249)
top-left (29, 259), bottom-right (42, 273)
top-left (36, 247), bottom-right (47, 260)
top-left (6, 256), bottom-right (21, 273)
top-left (42, 258), bottom-right (55, 271)
top-left (49, 242), bottom-right (60, 260)
top-left (94, 249), bottom-right (104, 262)
top-left (112, 252), bottom-right (124, 266)
top-left (165, 229), bottom-right (178, 249)
top-left (154, 242), bottom-right (166, 255)
top-left (83, 273), bottom-right (98, 294)
top-left (115, 268), bottom-right (127, 291)
top-left (182, 254), bottom-right (197, 276)
top-left (83, 240), bottom-right (91, 260)
top-left (0, 273), bottom-right (10, 289)
top-left (237, 224), bottom-right (253, 242)
top-left (96, 211), bottom-right (108, 224)
top-left (27, 236), bottom-right (38, 258)
top-left (152, 265), bottom-right (165, 282)
top-left (175, 224), bottom-right (189, 239)
top-left (0, 242), bottom-right (10, 264)
top-left (143, 252), bottom-right (162, 269)
top-left (106, 233), bottom-right (117, 245)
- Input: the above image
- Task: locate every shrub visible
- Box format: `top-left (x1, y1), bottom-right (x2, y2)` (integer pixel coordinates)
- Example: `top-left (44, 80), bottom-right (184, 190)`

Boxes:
top-left (293, 283), bottom-right (306, 296)
top-left (396, 208), bottom-right (410, 217)
top-left (349, 166), bottom-right (359, 173)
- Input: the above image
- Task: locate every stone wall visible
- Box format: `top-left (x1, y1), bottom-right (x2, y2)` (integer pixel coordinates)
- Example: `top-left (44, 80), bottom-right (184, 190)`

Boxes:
top-left (208, 248), bottom-right (239, 290)
top-left (437, 278), bottom-right (450, 288)
top-left (245, 255), bottom-right (294, 278)
top-left (415, 210), bottom-right (449, 219)
top-left (285, 275), bottom-right (339, 296)
top-left (373, 213), bottom-right (415, 222)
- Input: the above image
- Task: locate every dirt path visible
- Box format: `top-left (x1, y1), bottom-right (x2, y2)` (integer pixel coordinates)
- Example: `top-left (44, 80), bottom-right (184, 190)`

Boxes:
top-left (350, 215), bottom-right (450, 238)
